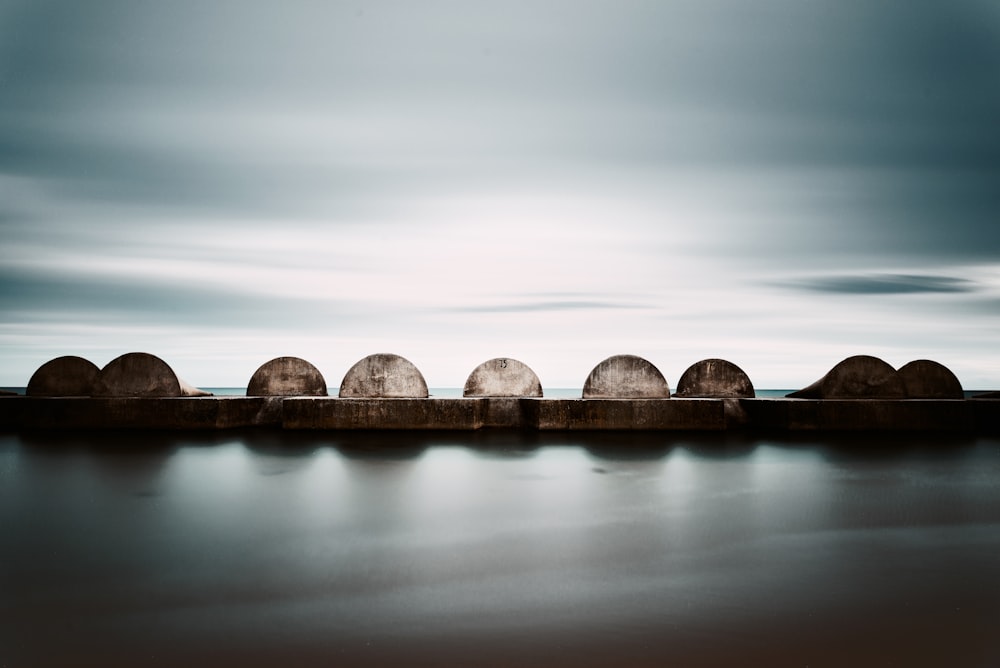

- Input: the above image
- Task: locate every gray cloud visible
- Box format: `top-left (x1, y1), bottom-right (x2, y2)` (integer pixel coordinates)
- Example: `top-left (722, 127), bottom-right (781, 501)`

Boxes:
top-left (2, 0), bottom-right (1000, 385)
top-left (783, 274), bottom-right (978, 296)
top-left (0, 267), bottom-right (377, 330)
top-left (448, 301), bottom-right (646, 314)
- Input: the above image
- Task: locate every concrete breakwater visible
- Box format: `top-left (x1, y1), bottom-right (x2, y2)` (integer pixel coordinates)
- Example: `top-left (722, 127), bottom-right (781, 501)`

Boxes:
top-left (2, 352), bottom-right (998, 432)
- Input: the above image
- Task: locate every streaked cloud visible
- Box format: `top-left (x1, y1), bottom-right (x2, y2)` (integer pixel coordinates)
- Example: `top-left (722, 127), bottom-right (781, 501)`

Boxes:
top-left (1, 0), bottom-right (999, 388)
top-left (447, 300), bottom-right (648, 314)
top-left (781, 274), bottom-right (978, 295)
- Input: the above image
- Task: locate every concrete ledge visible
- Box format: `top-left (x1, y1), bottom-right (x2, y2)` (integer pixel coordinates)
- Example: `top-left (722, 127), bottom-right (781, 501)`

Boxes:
top-left (3, 396), bottom-right (998, 432)
top-left (283, 398), bottom-right (481, 430)
top-left (481, 397), bottom-right (539, 428)
top-left (971, 398), bottom-right (1000, 434)
top-left (536, 399), bottom-right (725, 430)
top-left (741, 399), bottom-right (977, 432)
top-left (0, 397), bottom-right (283, 430)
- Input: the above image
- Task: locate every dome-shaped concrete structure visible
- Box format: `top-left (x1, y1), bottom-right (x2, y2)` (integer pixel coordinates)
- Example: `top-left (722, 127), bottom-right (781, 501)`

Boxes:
top-left (788, 355), bottom-right (905, 399)
top-left (339, 353), bottom-right (429, 398)
top-left (246, 356), bottom-right (328, 396)
top-left (463, 358), bottom-right (542, 397)
top-left (674, 358), bottom-right (755, 398)
top-left (582, 354), bottom-right (670, 399)
top-left (897, 359), bottom-right (963, 399)
top-left (92, 352), bottom-right (183, 397)
top-left (26, 355), bottom-right (100, 396)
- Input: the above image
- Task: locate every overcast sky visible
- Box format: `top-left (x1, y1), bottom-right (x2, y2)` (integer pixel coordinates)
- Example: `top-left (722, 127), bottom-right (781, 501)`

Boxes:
top-left (2, 0), bottom-right (999, 389)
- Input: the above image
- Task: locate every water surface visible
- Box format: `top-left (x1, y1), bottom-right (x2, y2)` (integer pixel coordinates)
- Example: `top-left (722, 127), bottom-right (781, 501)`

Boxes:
top-left (2, 431), bottom-right (998, 666)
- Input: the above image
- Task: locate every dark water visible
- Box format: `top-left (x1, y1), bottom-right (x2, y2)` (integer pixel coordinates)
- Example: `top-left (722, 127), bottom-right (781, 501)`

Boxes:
top-left (2, 431), bottom-right (999, 667)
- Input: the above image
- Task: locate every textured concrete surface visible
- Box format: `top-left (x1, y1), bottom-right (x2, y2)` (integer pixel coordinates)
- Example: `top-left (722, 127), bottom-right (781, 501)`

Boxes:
top-left (246, 356), bottom-right (328, 396)
top-left (0, 397), bottom-right (283, 430)
top-left (282, 397), bottom-right (725, 430)
top-left (92, 352), bottom-right (183, 397)
top-left (463, 358), bottom-right (542, 397)
top-left (339, 353), bottom-right (429, 398)
top-left (742, 399), bottom-right (976, 431)
top-left (972, 397), bottom-right (1000, 432)
top-left (26, 356), bottom-right (100, 396)
top-left (582, 355), bottom-right (670, 399)
top-left (284, 398), bottom-right (478, 429)
top-left (897, 359), bottom-right (964, 399)
top-left (480, 397), bottom-right (539, 428)
top-left (788, 355), bottom-right (906, 399)
top-left (3, 396), bottom-right (998, 432)
top-left (674, 358), bottom-right (755, 398)
top-left (538, 398), bottom-right (722, 430)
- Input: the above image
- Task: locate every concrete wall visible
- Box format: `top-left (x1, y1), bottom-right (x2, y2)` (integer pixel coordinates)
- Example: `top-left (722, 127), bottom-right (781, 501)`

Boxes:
top-left (0, 397), bottom-right (283, 430)
top-left (788, 355), bottom-right (964, 400)
top-left (247, 357), bottom-right (328, 396)
top-left (26, 356), bottom-right (100, 397)
top-left (284, 398), bottom-right (480, 430)
top-left (92, 352), bottom-right (183, 397)
top-left (339, 354), bottom-right (429, 398)
top-left (7, 350), bottom-right (997, 433)
top-left (280, 397), bottom-right (727, 431)
top-left (742, 399), bottom-right (976, 431)
top-left (535, 399), bottom-right (723, 430)
top-left (674, 359), bottom-right (754, 398)
top-left (897, 360), bottom-right (964, 399)
top-left (3, 396), bottom-right (998, 432)
top-left (463, 358), bottom-right (542, 397)
top-left (582, 355), bottom-right (670, 399)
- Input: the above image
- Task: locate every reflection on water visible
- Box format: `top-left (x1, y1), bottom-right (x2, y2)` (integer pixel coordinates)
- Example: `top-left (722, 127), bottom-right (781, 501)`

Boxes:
top-left (2, 431), bottom-right (999, 666)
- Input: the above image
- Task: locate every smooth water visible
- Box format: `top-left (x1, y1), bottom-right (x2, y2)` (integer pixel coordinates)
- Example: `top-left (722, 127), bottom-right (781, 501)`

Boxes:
top-left (2, 431), bottom-right (999, 666)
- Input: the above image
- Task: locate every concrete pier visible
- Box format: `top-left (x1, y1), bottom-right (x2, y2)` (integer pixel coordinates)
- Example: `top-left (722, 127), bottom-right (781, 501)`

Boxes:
top-left (4, 351), bottom-right (998, 434)
top-left (3, 396), bottom-right (998, 432)
top-left (741, 398), bottom-right (979, 432)
top-left (0, 397), bottom-right (284, 430)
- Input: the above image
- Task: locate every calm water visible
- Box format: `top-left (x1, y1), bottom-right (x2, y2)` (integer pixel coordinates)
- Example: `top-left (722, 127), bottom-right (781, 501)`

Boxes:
top-left (2, 431), bottom-right (999, 667)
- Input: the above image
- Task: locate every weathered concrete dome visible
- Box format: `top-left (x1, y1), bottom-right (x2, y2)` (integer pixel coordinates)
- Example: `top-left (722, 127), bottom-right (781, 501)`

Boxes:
top-left (92, 352), bottom-right (183, 397)
top-left (463, 358), bottom-right (542, 397)
top-left (897, 359), bottom-right (963, 399)
top-left (582, 354), bottom-right (670, 399)
top-left (26, 355), bottom-right (100, 396)
top-left (788, 355), bottom-right (905, 399)
top-left (339, 353), bottom-right (429, 398)
top-left (246, 356), bottom-right (328, 396)
top-left (674, 358), bottom-right (755, 398)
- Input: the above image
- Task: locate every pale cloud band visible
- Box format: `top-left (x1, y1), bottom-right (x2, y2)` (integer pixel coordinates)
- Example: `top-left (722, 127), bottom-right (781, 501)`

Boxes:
top-left (2, 1), bottom-right (999, 388)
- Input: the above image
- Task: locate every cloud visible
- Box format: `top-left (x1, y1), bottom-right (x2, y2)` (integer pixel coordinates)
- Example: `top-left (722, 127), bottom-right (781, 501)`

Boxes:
top-left (0, 266), bottom-right (382, 330)
top-left (781, 274), bottom-right (978, 295)
top-left (448, 300), bottom-right (647, 314)
top-left (2, 1), bottom-right (1000, 386)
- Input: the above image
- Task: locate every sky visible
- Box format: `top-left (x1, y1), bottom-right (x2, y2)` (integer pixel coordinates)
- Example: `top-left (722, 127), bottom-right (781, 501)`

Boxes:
top-left (2, 0), bottom-right (1000, 390)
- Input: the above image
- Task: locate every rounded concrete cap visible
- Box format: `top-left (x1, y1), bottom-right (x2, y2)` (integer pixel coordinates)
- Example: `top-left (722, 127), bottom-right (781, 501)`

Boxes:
top-left (788, 355), bottom-right (905, 399)
top-left (582, 354), bottom-right (670, 399)
top-left (26, 355), bottom-right (100, 397)
top-left (674, 358), bottom-right (755, 398)
top-left (246, 356), bottom-right (328, 396)
top-left (339, 353), bottom-right (429, 398)
top-left (463, 358), bottom-right (543, 397)
top-left (897, 359), bottom-right (963, 399)
top-left (92, 352), bottom-right (182, 397)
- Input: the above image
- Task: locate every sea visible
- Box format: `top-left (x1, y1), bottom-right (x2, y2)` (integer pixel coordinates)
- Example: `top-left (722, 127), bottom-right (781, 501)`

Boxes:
top-left (2, 391), bottom-right (999, 665)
